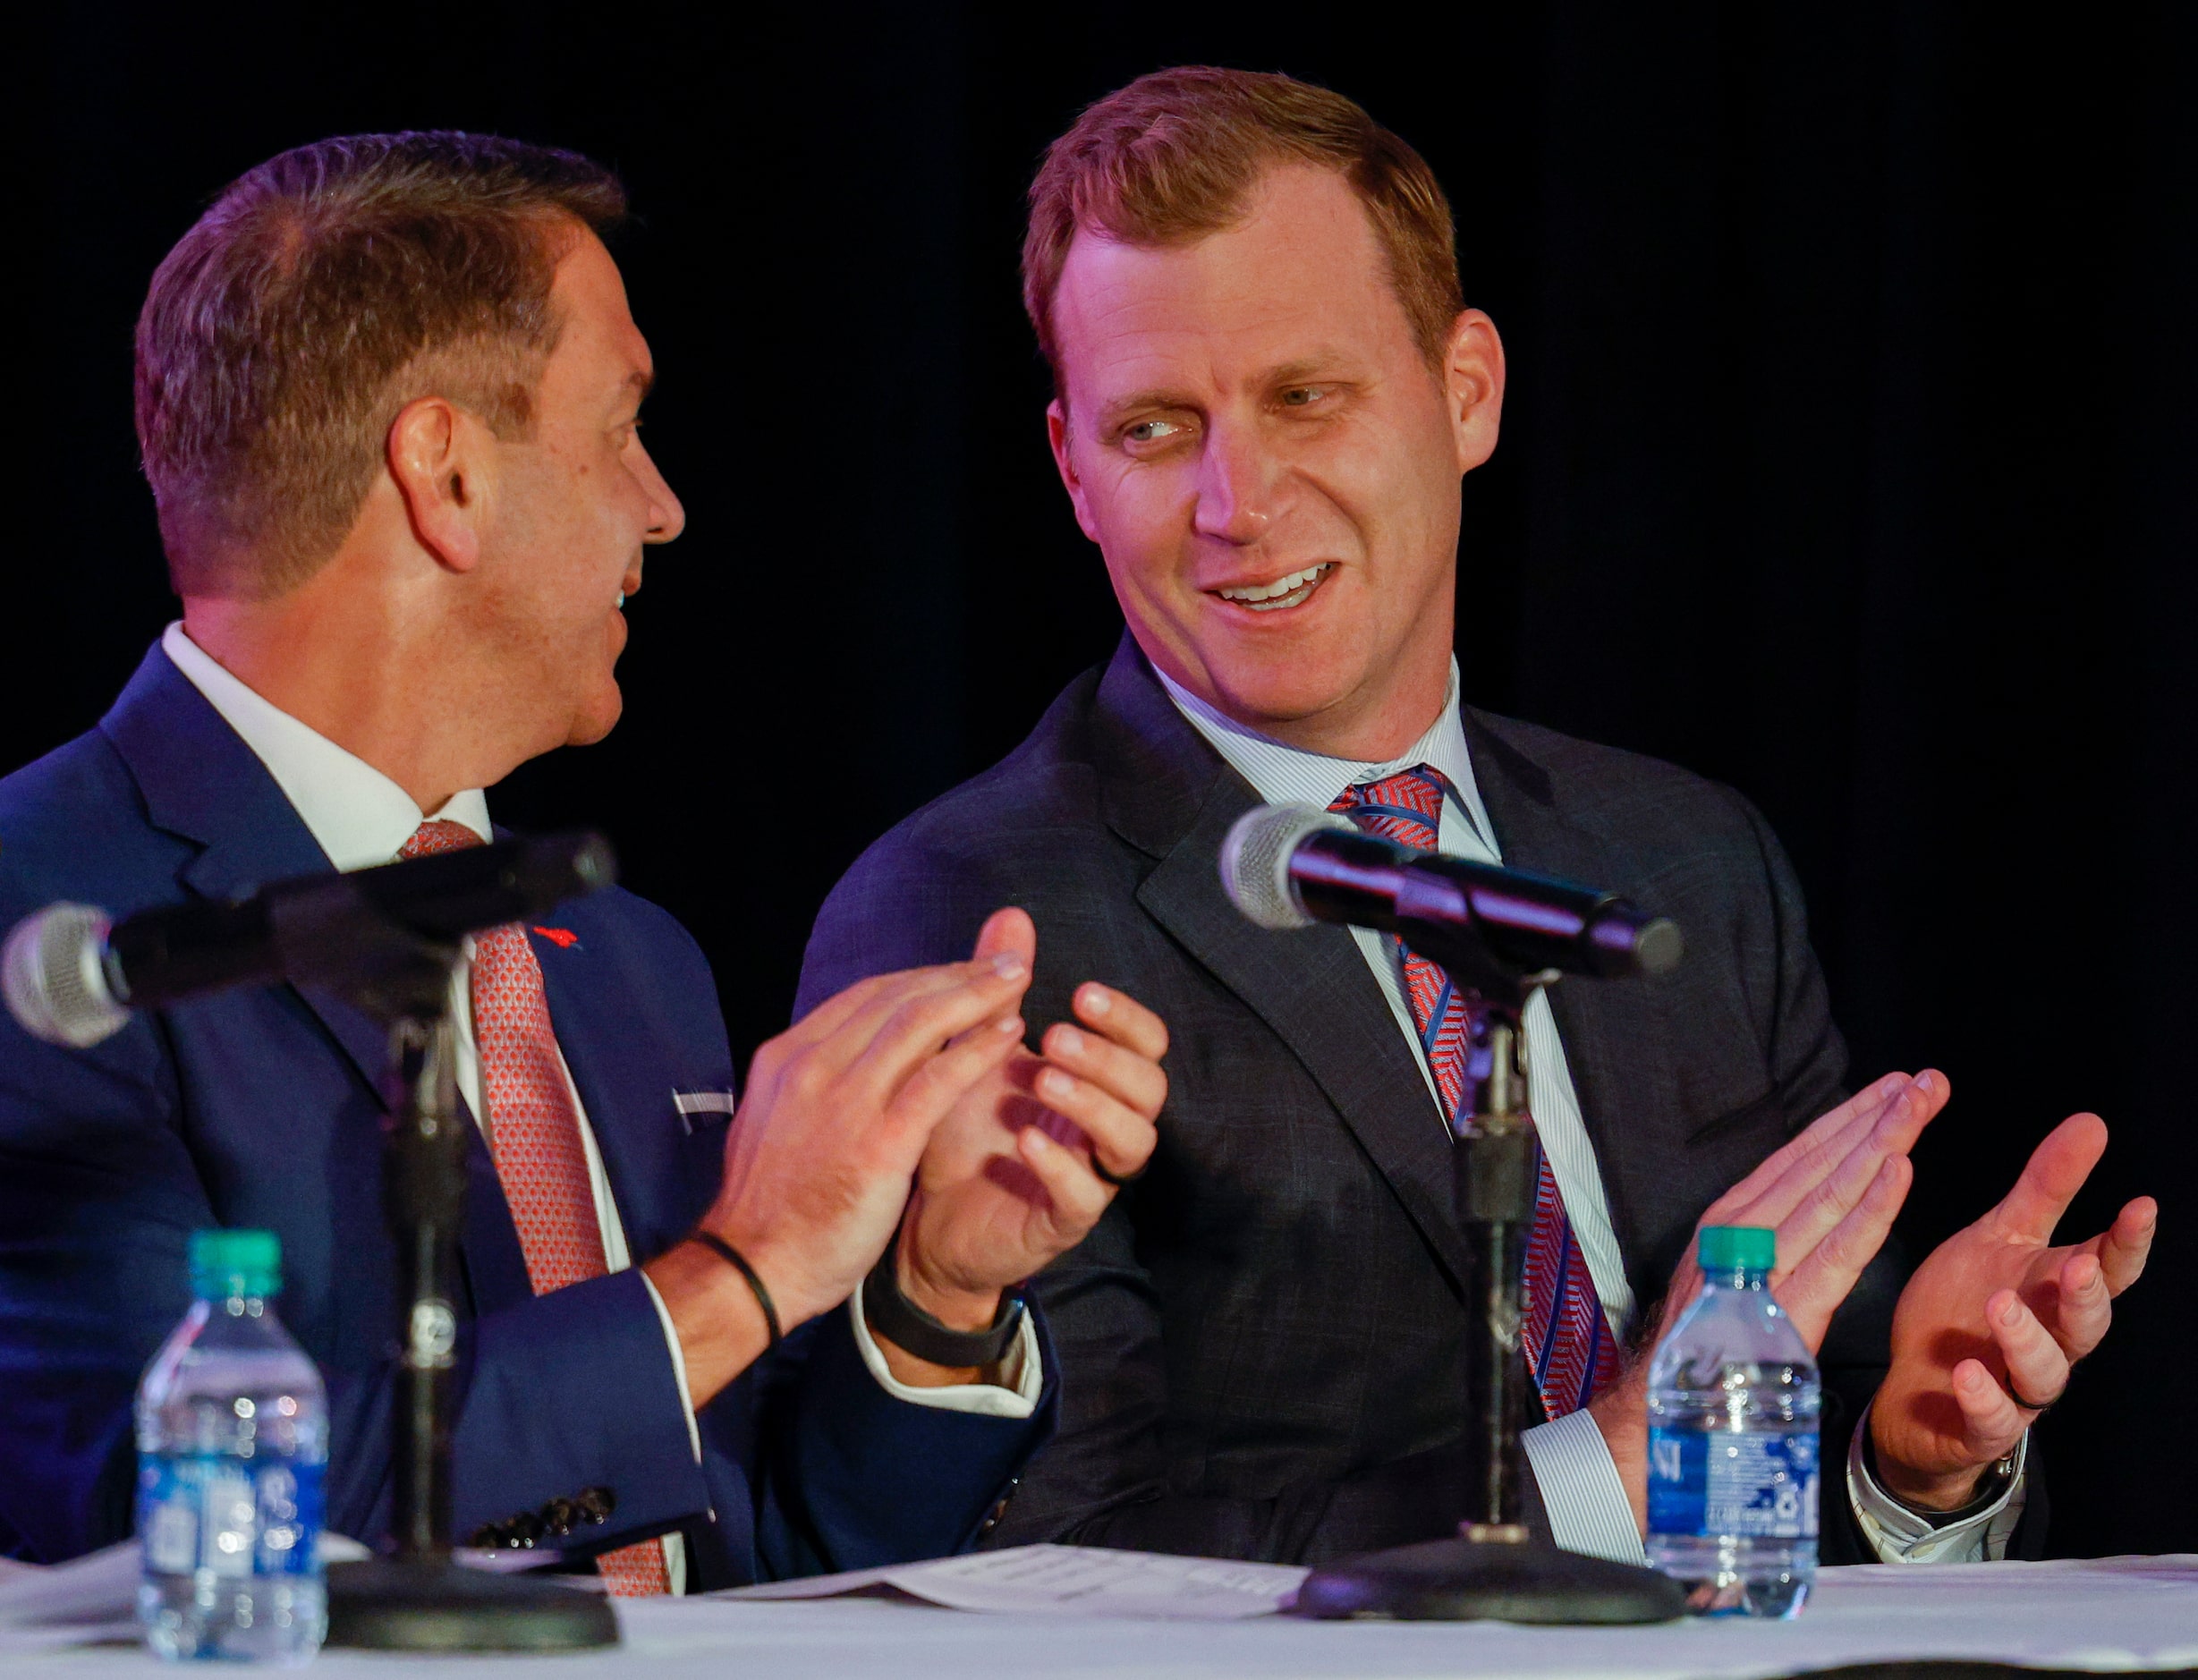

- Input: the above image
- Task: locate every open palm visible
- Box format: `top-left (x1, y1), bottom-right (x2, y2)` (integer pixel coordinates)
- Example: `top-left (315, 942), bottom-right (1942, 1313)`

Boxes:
top-left (1872, 1113), bottom-right (2155, 1506)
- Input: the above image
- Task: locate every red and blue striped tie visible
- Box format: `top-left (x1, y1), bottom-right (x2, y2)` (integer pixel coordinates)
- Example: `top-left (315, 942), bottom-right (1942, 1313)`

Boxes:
top-left (1329, 768), bottom-right (1620, 1420)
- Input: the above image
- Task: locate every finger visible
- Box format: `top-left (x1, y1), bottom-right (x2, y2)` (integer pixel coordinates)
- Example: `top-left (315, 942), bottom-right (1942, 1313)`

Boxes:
top-left (972, 906), bottom-right (1038, 972)
top-left (1777, 1154), bottom-right (1911, 1348)
top-left (1987, 1287), bottom-right (2072, 1408)
top-left (1072, 982), bottom-right (1169, 1063)
top-left (2086, 1197), bottom-right (2158, 1296)
top-left (1950, 1357), bottom-right (2031, 1460)
top-left (879, 1009), bottom-right (1030, 1144)
top-left (1034, 1060), bottom-right (1159, 1180)
top-left (827, 954), bottom-right (1031, 1081)
top-left (1016, 1123), bottom-right (1112, 1233)
top-left (1727, 1071), bottom-right (1942, 1235)
top-left (1767, 1090), bottom-right (1937, 1284)
top-left (783, 956), bottom-right (1011, 1059)
top-left (1043, 1020), bottom-right (1167, 1119)
top-left (1994, 1113), bottom-right (2109, 1242)
top-left (2041, 1253), bottom-right (2113, 1364)
top-left (1705, 1073), bottom-right (1919, 1225)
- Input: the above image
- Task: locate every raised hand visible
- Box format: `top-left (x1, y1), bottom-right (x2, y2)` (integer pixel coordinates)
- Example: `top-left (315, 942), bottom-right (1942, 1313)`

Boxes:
top-left (1871, 1113), bottom-right (2156, 1509)
top-left (642, 947), bottom-right (1035, 1405)
top-left (891, 908), bottom-right (1167, 1362)
top-left (1590, 1070), bottom-right (1949, 1526)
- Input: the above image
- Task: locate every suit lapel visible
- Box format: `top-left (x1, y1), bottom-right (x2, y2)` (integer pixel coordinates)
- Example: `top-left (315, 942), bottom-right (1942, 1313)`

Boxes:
top-left (1459, 710), bottom-right (1683, 1291)
top-left (1094, 641), bottom-right (1472, 1292)
top-left (530, 905), bottom-right (693, 1266)
top-left (98, 644), bottom-right (392, 1099)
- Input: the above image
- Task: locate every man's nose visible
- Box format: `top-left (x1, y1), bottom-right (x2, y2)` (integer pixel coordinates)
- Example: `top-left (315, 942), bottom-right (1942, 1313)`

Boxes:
top-left (1192, 425), bottom-right (1277, 546)
top-left (638, 447), bottom-right (686, 544)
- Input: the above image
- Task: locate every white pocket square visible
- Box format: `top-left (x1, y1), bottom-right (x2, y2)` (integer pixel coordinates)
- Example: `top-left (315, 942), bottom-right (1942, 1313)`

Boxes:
top-left (672, 1089), bottom-right (737, 1133)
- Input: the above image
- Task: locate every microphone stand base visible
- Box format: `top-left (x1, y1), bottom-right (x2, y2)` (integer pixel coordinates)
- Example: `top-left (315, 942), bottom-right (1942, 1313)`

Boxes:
top-left (326, 1557), bottom-right (620, 1651)
top-left (1294, 1535), bottom-right (1687, 1624)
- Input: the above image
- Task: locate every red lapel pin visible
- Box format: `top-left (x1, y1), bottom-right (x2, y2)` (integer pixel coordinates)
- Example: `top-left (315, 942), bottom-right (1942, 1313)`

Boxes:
top-left (531, 926), bottom-right (581, 949)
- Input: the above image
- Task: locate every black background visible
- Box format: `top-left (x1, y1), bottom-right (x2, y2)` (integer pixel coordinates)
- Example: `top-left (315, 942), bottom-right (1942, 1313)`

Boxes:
top-left (16, 4), bottom-right (2194, 1555)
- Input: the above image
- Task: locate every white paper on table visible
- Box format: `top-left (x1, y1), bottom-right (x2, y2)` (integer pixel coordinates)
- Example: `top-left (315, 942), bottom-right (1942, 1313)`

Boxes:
top-left (723, 1543), bottom-right (1310, 1620)
top-left (0, 1532), bottom-right (543, 1653)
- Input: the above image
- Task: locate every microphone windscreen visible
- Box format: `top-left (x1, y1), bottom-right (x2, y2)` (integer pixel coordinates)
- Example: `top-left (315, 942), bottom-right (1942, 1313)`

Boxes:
top-left (1219, 804), bottom-right (1356, 930)
top-left (2, 903), bottom-right (129, 1048)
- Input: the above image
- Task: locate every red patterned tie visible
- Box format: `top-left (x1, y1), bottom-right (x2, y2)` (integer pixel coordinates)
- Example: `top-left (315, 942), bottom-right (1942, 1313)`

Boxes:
top-left (401, 821), bottom-right (672, 1596)
top-left (1328, 770), bottom-right (1620, 1419)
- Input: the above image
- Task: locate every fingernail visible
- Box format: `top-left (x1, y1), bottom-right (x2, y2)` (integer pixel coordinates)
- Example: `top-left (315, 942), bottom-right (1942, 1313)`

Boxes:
top-left (995, 1014), bottom-right (1023, 1036)
top-left (991, 955), bottom-right (1027, 980)
top-left (1999, 1297), bottom-right (2022, 1326)
top-left (1055, 1026), bottom-right (1085, 1055)
top-left (1081, 986), bottom-right (1112, 1016)
top-left (1040, 1068), bottom-right (1074, 1099)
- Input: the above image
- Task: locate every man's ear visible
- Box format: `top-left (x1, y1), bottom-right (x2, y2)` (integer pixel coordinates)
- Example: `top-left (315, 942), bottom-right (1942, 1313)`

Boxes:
top-left (386, 395), bottom-right (489, 573)
top-left (1443, 309), bottom-right (1506, 475)
top-left (1047, 399), bottom-right (1104, 545)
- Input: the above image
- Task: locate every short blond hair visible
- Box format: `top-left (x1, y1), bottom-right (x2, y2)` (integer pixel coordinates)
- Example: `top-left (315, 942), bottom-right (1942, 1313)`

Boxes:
top-left (135, 132), bottom-right (625, 599)
top-left (1023, 67), bottom-right (1464, 394)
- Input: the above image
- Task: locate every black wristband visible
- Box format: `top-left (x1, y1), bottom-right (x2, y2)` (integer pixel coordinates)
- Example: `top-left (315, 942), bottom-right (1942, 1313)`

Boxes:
top-left (861, 1246), bottom-right (1025, 1370)
top-left (692, 1232), bottom-right (782, 1346)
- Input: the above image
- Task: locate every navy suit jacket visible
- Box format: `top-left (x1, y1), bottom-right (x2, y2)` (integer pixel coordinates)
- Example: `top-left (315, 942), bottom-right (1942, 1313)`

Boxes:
top-left (0, 643), bottom-right (1052, 1578)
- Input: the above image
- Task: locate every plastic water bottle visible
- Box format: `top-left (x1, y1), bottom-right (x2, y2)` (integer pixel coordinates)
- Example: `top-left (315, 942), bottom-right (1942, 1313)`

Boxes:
top-left (136, 1230), bottom-right (327, 1662)
top-left (1645, 1225), bottom-right (1820, 1617)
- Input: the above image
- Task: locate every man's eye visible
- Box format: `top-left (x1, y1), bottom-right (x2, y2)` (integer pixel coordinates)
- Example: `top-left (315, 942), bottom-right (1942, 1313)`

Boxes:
top-left (1124, 418), bottom-right (1184, 445)
top-left (1281, 386), bottom-right (1324, 407)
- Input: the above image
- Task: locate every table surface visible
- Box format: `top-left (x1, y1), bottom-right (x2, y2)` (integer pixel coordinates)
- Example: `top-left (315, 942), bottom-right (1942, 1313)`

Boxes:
top-left (15, 1555), bottom-right (2198, 1680)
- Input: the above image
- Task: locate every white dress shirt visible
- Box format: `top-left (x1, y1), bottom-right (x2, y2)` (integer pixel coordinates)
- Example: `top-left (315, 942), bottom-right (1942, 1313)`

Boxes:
top-left (1157, 657), bottom-right (2024, 1565)
top-left (160, 624), bottom-right (1040, 1591)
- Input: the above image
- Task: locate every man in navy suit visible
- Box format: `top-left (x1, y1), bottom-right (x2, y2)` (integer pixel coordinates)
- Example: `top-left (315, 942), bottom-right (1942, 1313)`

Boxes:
top-left (0, 132), bottom-right (1168, 1591)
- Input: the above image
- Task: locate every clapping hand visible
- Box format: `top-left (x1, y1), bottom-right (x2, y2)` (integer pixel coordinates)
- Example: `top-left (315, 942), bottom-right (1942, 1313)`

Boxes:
top-left (1591, 1071), bottom-right (1948, 1523)
top-left (891, 908), bottom-right (1167, 1359)
top-left (1871, 1111), bottom-right (2155, 1509)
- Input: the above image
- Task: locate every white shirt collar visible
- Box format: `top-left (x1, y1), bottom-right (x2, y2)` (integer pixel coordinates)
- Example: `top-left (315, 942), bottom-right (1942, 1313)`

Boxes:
top-left (161, 622), bottom-right (492, 872)
top-left (1154, 654), bottom-right (1497, 851)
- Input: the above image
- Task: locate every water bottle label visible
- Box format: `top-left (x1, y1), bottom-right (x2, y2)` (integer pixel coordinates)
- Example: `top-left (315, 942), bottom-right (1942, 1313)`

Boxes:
top-left (138, 1455), bottom-right (324, 1576)
top-left (1647, 1426), bottom-right (1818, 1539)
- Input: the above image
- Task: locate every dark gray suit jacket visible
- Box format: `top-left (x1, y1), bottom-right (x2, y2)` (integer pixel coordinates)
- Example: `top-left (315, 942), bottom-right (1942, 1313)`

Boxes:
top-left (799, 637), bottom-right (2010, 1565)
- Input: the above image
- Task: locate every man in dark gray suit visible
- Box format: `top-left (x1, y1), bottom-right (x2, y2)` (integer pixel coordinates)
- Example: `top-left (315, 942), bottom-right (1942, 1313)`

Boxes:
top-left (798, 68), bottom-right (2156, 1566)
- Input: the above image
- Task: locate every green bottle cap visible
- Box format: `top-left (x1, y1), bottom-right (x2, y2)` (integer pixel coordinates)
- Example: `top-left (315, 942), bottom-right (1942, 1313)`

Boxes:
top-left (1698, 1226), bottom-right (1775, 1272)
top-left (189, 1229), bottom-right (282, 1299)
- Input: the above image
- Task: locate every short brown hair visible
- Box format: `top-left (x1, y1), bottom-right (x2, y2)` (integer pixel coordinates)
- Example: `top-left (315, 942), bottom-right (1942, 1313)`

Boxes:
top-left (135, 132), bottom-right (625, 599)
top-left (1023, 67), bottom-right (1463, 396)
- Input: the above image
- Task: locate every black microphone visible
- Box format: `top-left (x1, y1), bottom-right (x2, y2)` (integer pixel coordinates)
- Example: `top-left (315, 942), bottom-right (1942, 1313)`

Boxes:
top-left (2, 832), bottom-right (617, 1048)
top-left (1219, 804), bottom-right (1681, 983)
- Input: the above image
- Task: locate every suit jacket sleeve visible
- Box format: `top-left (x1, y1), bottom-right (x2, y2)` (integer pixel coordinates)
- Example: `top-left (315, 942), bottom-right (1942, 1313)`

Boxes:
top-left (0, 1001), bottom-right (715, 1562)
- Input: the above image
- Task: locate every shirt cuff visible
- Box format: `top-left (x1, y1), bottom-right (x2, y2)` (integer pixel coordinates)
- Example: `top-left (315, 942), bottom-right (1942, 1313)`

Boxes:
top-left (1521, 1408), bottom-right (1646, 1564)
top-left (638, 1270), bottom-right (704, 1464)
top-left (1846, 1400), bottom-right (2029, 1563)
top-left (846, 1281), bottom-right (1041, 1419)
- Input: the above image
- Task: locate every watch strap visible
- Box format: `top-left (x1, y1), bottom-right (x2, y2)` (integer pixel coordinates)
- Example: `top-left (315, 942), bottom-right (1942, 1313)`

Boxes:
top-left (861, 1246), bottom-right (1025, 1369)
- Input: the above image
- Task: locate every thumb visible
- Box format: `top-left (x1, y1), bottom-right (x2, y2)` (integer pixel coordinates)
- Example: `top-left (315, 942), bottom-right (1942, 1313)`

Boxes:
top-left (1995, 1113), bottom-right (2109, 1241)
top-left (972, 905), bottom-right (1038, 971)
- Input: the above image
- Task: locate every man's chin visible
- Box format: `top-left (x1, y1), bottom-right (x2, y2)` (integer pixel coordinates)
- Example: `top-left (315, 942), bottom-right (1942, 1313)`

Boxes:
top-left (564, 686), bottom-right (624, 748)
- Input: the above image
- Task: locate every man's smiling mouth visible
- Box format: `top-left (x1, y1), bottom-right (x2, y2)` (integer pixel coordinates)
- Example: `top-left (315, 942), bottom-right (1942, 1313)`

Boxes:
top-left (1211, 563), bottom-right (1335, 613)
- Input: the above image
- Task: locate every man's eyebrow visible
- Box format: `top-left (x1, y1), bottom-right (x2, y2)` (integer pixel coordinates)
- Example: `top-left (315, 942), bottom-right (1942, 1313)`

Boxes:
top-left (1095, 389), bottom-right (1195, 428)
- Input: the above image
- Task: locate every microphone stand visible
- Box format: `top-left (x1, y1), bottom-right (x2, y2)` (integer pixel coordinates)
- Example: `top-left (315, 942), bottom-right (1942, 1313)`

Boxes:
top-left (1295, 936), bottom-right (1685, 1623)
top-left (320, 932), bottom-right (617, 1651)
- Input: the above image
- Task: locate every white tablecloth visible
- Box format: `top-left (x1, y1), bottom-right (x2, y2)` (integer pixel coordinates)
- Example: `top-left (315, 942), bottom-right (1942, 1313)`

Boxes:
top-left (16, 1556), bottom-right (2198, 1679)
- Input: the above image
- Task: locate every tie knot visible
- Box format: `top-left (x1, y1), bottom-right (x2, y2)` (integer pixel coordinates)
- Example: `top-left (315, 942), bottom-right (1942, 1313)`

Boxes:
top-left (1329, 765), bottom-right (1454, 853)
top-left (402, 819), bottom-right (486, 861)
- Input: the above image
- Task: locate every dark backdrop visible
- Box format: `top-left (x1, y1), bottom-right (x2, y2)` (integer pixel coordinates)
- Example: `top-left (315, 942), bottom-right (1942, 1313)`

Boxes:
top-left (16, 4), bottom-right (2194, 1555)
